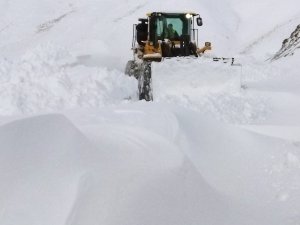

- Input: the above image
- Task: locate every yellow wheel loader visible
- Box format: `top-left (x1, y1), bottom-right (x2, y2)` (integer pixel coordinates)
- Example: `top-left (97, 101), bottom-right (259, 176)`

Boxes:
top-left (125, 12), bottom-right (238, 101)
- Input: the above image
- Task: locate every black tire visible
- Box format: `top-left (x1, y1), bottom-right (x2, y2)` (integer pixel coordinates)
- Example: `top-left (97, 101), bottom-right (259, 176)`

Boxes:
top-left (161, 42), bottom-right (172, 57)
top-left (189, 42), bottom-right (198, 57)
top-left (180, 35), bottom-right (191, 56)
top-left (138, 61), bottom-right (153, 101)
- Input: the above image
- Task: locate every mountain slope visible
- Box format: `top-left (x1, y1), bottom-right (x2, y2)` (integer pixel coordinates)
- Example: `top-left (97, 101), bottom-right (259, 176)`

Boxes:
top-left (272, 24), bottom-right (300, 60)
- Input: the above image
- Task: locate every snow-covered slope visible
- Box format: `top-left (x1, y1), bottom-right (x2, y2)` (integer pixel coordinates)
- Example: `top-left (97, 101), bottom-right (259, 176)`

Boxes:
top-left (1, 105), bottom-right (300, 225)
top-left (1, 0), bottom-right (300, 225)
top-left (272, 24), bottom-right (300, 60)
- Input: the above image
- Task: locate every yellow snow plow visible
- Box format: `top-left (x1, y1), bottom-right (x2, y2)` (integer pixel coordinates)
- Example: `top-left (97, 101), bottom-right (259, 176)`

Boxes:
top-left (125, 12), bottom-right (241, 101)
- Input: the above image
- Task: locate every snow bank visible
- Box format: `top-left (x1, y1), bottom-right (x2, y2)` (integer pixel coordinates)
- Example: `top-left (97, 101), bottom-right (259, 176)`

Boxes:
top-left (0, 111), bottom-right (238, 225)
top-left (0, 114), bottom-right (98, 225)
top-left (1, 105), bottom-right (298, 225)
top-left (0, 44), bottom-right (137, 115)
top-left (152, 58), bottom-right (269, 124)
top-left (4, 107), bottom-right (297, 225)
top-left (66, 103), bottom-right (300, 225)
top-left (174, 107), bottom-right (300, 204)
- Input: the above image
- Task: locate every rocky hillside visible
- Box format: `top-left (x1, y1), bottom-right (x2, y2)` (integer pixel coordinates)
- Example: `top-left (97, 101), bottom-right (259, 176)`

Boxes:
top-left (272, 24), bottom-right (300, 60)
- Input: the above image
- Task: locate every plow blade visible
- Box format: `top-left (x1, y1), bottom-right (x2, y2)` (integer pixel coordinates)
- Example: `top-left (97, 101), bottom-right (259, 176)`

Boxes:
top-left (151, 57), bottom-right (242, 101)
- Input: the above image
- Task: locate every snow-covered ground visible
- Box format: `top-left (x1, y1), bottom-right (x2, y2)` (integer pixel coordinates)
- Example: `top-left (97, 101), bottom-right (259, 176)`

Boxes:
top-left (1, 0), bottom-right (300, 225)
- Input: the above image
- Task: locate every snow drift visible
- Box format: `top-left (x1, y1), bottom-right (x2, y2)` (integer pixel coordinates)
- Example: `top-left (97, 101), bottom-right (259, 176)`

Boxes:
top-left (0, 114), bottom-right (97, 225)
top-left (1, 106), bottom-right (300, 225)
top-left (0, 44), bottom-right (137, 115)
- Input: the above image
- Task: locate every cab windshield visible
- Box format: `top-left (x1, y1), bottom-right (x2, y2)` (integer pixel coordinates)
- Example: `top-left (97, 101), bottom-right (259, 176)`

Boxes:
top-left (150, 13), bottom-right (190, 42)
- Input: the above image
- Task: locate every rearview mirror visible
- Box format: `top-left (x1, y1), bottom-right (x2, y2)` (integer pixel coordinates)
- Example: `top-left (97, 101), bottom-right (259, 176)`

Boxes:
top-left (197, 17), bottom-right (203, 26)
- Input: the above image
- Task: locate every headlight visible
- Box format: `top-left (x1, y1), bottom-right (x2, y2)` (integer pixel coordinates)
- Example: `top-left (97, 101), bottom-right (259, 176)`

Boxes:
top-left (185, 13), bottom-right (192, 19)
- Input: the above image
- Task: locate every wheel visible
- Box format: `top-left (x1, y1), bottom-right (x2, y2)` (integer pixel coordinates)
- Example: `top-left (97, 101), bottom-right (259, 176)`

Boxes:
top-left (138, 61), bottom-right (153, 101)
top-left (180, 35), bottom-right (191, 56)
top-left (161, 42), bottom-right (172, 57)
top-left (189, 42), bottom-right (198, 57)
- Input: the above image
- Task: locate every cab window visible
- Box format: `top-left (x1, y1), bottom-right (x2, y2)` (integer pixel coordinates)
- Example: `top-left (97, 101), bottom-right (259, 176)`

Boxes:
top-left (165, 18), bottom-right (183, 36)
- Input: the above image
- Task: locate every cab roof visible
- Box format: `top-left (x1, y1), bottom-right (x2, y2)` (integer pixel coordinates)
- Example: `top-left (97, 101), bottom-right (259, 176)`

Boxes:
top-left (146, 12), bottom-right (198, 17)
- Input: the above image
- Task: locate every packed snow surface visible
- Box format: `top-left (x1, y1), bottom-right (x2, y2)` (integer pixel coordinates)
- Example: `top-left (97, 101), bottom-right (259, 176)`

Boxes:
top-left (1, 0), bottom-right (300, 225)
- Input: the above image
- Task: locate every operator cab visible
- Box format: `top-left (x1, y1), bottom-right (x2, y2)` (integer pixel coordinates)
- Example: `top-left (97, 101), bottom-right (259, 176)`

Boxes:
top-left (133, 12), bottom-right (208, 60)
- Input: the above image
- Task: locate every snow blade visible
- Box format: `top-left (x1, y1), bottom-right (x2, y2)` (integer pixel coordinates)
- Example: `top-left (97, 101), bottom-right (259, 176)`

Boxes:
top-left (151, 58), bottom-right (242, 101)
